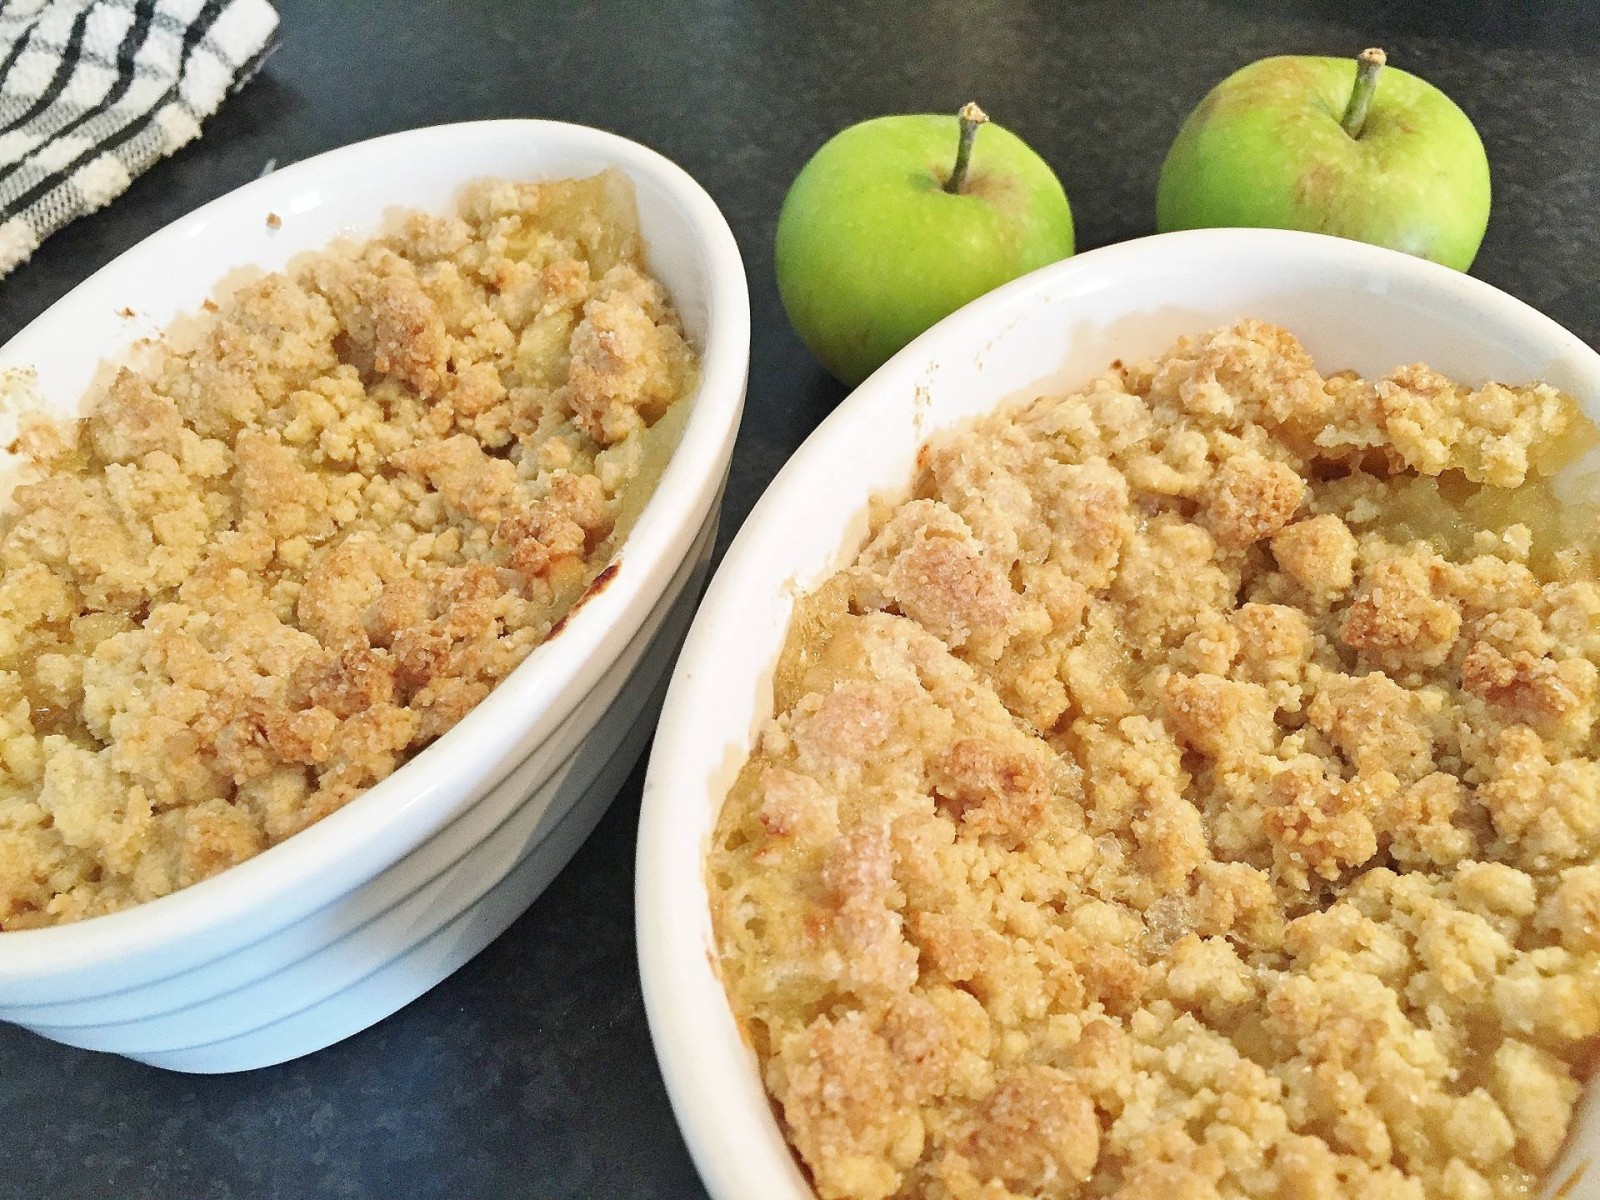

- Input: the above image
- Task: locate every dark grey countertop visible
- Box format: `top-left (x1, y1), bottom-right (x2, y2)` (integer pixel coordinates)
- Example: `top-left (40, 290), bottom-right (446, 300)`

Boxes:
top-left (3, 2), bottom-right (1599, 1196)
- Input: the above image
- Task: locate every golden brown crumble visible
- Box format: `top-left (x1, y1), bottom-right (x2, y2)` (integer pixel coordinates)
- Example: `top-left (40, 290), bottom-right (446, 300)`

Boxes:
top-left (710, 322), bottom-right (1600, 1200)
top-left (0, 170), bottom-right (695, 928)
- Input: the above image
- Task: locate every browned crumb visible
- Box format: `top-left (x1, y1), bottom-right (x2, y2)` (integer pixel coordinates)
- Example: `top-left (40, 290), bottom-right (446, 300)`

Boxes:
top-left (710, 322), bottom-right (1599, 1200)
top-left (266, 212), bottom-right (282, 230)
top-left (0, 169), bottom-right (696, 929)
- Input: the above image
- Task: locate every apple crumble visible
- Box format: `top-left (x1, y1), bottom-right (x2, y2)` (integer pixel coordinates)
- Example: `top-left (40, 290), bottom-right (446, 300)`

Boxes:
top-left (0, 169), bottom-right (696, 929)
top-left (711, 321), bottom-right (1600, 1200)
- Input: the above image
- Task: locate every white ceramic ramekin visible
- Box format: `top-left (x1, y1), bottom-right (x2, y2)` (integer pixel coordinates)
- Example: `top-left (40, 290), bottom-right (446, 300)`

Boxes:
top-left (637, 229), bottom-right (1600, 1200)
top-left (0, 119), bottom-right (749, 1072)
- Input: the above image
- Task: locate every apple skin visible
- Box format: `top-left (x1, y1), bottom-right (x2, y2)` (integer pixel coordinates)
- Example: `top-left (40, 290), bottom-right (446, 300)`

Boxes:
top-left (776, 114), bottom-right (1074, 388)
top-left (1156, 56), bottom-right (1490, 271)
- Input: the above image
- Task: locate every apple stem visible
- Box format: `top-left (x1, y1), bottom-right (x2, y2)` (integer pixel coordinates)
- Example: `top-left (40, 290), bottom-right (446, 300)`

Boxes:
top-left (1340, 47), bottom-right (1387, 139)
top-left (944, 101), bottom-right (989, 194)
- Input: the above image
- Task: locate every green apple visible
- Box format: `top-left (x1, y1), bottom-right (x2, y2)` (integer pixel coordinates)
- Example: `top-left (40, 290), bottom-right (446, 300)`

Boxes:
top-left (1157, 48), bottom-right (1490, 270)
top-left (776, 104), bottom-right (1075, 388)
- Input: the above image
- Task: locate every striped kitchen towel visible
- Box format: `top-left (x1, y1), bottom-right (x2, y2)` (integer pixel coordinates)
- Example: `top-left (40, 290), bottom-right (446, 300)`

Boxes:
top-left (0, 0), bottom-right (279, 278)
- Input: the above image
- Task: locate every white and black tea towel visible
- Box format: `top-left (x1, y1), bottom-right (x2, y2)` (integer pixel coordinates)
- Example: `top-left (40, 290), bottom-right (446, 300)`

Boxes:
top-left (0, 0), bottom-right (279, 278)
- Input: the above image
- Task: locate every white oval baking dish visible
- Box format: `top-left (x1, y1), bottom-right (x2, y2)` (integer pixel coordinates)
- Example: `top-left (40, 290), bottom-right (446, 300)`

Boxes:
top-left (636, 228), bottom-right (1600, 1199)
top-left (0, 118), bottom-right (749, 1073)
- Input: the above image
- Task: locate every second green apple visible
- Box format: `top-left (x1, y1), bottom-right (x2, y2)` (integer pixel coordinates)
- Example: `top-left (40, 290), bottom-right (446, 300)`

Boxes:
top-left (1157, 48), bottom-right (1491, 270)
top-left (776, 105), bottom-right (1074, 388)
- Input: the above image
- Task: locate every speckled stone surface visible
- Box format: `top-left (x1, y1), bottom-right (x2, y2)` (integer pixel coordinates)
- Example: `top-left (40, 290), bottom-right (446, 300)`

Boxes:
top-left (2, 2), bottom-right (1598, 1196)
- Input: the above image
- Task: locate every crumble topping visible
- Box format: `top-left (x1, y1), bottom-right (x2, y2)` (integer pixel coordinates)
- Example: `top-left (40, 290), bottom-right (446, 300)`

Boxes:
top-left (0, 169), bottom-right (695, 928)
top-left (711, 321), bottom-right (1599, 1199)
